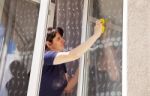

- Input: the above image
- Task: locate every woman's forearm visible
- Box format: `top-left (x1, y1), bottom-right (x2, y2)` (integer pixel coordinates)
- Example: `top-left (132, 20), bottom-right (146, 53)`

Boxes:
top-left (70, 33), bottom-right (100, 59)
top-left (53, 21), bottom-right (102, 65)
top-left (65, 68), bottom-right (79, 90)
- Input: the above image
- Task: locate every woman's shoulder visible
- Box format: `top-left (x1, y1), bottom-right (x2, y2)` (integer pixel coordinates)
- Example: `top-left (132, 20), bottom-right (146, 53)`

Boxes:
top-left (44, 51), bottom-right (58, 60)
top-left (45, 50), bottom-right (57, 55)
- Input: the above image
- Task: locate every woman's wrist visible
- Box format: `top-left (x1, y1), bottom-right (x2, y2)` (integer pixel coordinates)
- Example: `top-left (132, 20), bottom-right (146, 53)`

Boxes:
top-left (93, 33), bottom-right (101, 38)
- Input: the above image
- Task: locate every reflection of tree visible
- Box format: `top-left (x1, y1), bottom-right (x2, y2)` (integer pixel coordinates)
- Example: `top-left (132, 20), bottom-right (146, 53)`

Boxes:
top-left (0, 0), bottom-right (39, 96)
top-left (6, 60), bottom-right (29, 96)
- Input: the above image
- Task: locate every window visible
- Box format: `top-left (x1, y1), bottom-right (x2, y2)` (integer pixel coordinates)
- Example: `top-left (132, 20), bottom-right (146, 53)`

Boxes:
top-left (0, 0), bottom-right (40, 96)
top-left (78, 0), bottom-right (126, 96)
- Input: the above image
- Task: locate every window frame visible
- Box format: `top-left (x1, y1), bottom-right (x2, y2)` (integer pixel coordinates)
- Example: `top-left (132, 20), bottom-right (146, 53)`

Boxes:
top-left (27, 0), bottom-right (50, 96)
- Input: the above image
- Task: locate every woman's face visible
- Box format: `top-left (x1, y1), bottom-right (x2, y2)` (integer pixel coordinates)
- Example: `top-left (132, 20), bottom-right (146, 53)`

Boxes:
top-left (48, 32), bottom-right (65, 52)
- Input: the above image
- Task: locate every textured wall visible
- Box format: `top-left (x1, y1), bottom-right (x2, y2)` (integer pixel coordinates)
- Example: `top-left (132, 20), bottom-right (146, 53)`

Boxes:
top-left (128, 0), bottom-right (150, 96)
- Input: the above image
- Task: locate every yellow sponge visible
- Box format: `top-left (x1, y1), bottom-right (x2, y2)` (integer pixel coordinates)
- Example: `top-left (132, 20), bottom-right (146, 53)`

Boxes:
top-left (99, 18), bottom-right (106, 33)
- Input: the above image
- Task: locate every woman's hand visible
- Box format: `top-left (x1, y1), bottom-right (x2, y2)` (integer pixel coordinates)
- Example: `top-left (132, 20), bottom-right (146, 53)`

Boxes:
top-left (64, 85), bottom-right (73, 94)
top-left (94, 20), bottom-right (103, 37)
top-left (64, 68), bottom-right (79, 94)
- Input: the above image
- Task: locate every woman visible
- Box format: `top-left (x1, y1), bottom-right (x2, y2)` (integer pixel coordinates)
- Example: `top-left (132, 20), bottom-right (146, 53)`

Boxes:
top-left (39, 21), bottom-right (103, 96)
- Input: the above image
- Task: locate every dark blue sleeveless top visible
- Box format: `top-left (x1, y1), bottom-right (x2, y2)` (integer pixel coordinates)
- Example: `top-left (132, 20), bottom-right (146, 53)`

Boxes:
top-left (39, 51), bottom-right (67, 96)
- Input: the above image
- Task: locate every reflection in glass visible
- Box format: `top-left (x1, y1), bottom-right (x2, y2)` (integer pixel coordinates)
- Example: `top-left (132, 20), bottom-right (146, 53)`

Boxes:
top-left (85, 0), bottom-right (123, 96)
top-left (0, 0), bottom-right (40, 96)
top-left (0, 24), bottom-right (5, 57)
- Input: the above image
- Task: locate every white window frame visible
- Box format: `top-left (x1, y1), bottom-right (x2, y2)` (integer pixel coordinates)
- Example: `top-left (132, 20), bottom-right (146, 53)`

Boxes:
top-left (27, 0), bottom-right (50, 96)
top-left (76, 0), bottom-right (89, 96)
top-left (122, 0), bottom-right (127, 96)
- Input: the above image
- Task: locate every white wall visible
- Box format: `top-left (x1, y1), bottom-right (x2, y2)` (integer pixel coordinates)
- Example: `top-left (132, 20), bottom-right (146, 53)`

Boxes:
top-left (128, 0), bottom-right (150, 96)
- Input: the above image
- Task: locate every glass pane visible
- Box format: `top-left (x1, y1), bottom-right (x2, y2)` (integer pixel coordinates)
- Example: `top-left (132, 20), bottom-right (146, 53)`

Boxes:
top-left (0, 0), bottom-right (40, 96)
top-left (85, 0), bottom-right (123, 96)
top-left (56, 0), bottom-right (83, 96)
top-left (38, 0), bottom-right (83, 96)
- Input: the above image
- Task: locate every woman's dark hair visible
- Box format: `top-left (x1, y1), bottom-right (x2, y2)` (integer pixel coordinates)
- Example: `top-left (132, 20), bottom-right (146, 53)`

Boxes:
top-left (45, 27), bottom-right (64, 50)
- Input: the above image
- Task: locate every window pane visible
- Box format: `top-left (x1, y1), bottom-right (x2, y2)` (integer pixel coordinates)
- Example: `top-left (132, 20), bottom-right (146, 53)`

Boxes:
top-left (0, 0), bottom-right (40, 96)
top-left (38, 0), bottom-right (84, 96)
top-left (85, 0), bottom-right (123, 96)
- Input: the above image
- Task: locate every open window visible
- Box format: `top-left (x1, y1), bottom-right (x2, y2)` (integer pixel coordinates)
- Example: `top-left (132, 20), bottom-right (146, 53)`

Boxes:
top-left (0, 0), bottom-right (127, 96)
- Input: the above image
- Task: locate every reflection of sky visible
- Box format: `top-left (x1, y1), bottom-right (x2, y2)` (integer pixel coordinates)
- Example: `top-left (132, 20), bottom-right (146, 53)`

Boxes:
top-left (0, 39), bottom-right (18, 96)
top-left (0, 24), bottom-right (4, 37)
top-left (0, 54), bottom-right (21, 96)
top-left (0, 24), bottom-right (5, 55)
top-left (0, 24), bottom-right (19, 96)
top-left (0, 24), bottom-right (16, 54)
top-left (7, 40), bottom-right (16, 54)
